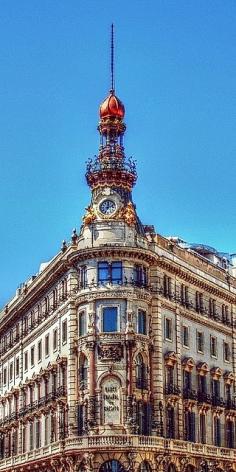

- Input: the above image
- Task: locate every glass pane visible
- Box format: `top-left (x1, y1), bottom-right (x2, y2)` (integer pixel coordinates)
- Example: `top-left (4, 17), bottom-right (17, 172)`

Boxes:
top-left (98, 262), bottom-right (109, 282)
top-left (103, 307), bottom-right (118, 332)
top-left (111, 262), bottom-right (122, 283)
top-left (79, 312), bottom-right (86, 336)
top-left (138, 310), bottom-right (146, 334)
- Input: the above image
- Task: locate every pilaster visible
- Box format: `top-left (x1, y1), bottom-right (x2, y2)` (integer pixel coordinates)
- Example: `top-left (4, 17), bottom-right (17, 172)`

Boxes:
top-left (66, 301), bottom-right (78, 436)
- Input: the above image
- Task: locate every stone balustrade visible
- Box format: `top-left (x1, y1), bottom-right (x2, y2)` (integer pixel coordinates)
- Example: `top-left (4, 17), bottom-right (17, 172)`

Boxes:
top-left (0, 436), bottom-right (235, 470)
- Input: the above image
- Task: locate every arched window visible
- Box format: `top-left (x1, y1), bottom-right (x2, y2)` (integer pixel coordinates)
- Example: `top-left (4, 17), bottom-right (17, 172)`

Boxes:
top-left (139, 461), bottom-right (152, 471)
top-left (79, 355), bottom-right (88, 390)
top-left (99, 460), bottom-right (126, 472)
top-left (136, 354), bottom-right (147, 389)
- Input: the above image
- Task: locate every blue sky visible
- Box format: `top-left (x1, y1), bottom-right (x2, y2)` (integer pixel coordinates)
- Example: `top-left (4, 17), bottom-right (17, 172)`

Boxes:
top-left (0, 0), bottom-right (236, 307)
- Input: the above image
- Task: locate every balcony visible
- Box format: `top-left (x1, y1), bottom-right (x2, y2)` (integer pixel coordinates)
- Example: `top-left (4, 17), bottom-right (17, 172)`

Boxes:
top-left (164, 384), bottom-right (181, 396)
top-left (211, 396), bottom-right (225, 408)
top-left (13, 387), bottom-right (67, 420)
top-left (225, 399), bottom-right (236, 410)
top-left (197, 391), bottom-right (212, 405)
top-left (183, 388), bottom-right (197, 400)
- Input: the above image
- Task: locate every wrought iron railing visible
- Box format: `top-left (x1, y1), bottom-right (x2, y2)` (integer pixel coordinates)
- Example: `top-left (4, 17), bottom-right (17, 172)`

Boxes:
top-left (164, 384), bottom-right (181, 396)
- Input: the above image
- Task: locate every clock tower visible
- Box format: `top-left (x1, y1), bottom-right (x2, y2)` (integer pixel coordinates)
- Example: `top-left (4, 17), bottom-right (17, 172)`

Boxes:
top-left (79, 33), bottom-right (147, 249)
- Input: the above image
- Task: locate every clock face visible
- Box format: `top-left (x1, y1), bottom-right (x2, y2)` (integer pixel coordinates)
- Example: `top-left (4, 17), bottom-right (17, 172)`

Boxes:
top-left (99, 199), bottom-right (116, 215)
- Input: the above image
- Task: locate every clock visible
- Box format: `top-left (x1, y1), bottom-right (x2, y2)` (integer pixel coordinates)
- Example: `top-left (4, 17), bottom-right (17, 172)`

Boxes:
top-left (99, 199), bottom-right (116, 215)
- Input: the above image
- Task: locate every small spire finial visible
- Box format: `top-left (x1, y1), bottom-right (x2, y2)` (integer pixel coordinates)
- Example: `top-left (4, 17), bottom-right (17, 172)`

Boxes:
top-left (110, 23), bottom-right (115, 94)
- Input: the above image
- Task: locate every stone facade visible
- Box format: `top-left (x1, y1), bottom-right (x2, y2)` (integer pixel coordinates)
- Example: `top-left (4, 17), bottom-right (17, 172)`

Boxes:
top-left (0, 84), bottom-right (236, 472)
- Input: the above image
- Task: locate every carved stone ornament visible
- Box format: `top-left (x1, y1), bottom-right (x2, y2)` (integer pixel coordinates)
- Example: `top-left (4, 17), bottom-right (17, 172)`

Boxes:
top-left (127, 450), bottom-right (137, 471)
top-left (83, 206), bottom-right (96, 226)
top-left (117, 201), bottom-right (136, 226)
top-left (179, 456), bottom-right (191, 472)
top-left (98, 343), bottom-right (123, 361)
top-left (155, 453), bottom-right (172, 468)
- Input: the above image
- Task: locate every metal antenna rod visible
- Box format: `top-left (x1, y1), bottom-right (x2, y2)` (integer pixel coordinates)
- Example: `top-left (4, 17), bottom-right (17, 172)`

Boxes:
top-left (111, 23), bottom-right (115, 93)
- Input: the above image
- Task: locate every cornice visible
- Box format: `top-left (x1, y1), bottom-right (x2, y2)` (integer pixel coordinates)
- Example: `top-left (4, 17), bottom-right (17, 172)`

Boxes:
top-left (156, 257), bottom-right (235, 304)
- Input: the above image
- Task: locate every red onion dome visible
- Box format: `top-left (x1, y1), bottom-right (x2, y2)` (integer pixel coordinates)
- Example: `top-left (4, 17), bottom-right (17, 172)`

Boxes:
top-left (99, 92), bottom-right (125, 119)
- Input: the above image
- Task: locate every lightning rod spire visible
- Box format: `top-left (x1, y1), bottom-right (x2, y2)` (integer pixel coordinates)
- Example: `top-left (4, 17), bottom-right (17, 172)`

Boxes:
top-left (111, 23), bottom-right (115, 94)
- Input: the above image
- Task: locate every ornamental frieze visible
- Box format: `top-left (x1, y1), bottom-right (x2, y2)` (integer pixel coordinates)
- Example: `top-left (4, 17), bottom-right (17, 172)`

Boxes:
top-left (98, 343), bottom-right (123, 361)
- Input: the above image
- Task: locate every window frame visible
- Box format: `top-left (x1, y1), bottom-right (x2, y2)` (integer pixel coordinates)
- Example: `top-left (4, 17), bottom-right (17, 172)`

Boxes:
top-left (196, 331), bottom-right (204, 353)
top-left (224, 341), bottom-right (230, 362)
top-left (53, 329), bottom-right (58, 352)
top-left (182, 325), bottom-right (189, 348)
top-left (98, 261), bottom-right (123, 285)
top-left (31, 346), bottom-right (35, 367)
top-left (24, 351), bottom-right (28, 372)
top-left (78, 310), bottom-right (87, 336)
top-left (45, 334), bottom-right (49, 357)
top-left (137, 309), bottom-right (147, 335)
top-left (62, 319), bottom-right (68, 344)
top-left (38, 340), bottom-right (42, 363)
top-left (102, 305), bottom-right (119, 332)
top-left (165, 318), bottom-right (172, 341)
top-left (210, 335), bottom-right (217, 358)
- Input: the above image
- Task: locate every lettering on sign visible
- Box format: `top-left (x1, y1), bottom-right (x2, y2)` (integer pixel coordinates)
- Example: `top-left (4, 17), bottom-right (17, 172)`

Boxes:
top-left (103, 378), bottom-right (121, 424)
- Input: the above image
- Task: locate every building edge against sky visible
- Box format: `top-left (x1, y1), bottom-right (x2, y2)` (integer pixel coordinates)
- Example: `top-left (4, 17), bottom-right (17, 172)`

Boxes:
top-left (0, 27), bottom-right (236, 472)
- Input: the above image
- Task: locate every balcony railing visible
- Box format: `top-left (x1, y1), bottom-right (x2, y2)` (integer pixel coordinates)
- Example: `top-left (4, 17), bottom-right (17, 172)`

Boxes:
top-left (164, 384), bottom-right (181, 396)
top-left (211, 396), bottom-right (225, 408)
top-left (225, 399), bottom-right (236, 410)
top-left (0, 436), bottom-right (236, 469)
top-left (183, 388), bottom-right (197, 400)
top-left (197, 391), bottom-right (212, 404)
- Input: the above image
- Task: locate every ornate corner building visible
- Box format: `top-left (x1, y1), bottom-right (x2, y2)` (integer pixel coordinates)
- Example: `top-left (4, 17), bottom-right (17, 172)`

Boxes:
top-left (0, 62), bottom-right (236, 472)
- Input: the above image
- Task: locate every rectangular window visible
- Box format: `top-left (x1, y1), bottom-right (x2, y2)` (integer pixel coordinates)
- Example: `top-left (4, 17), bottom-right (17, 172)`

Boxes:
top-left (98, 261), bottom-right (122, 284)
top-left (197, 331), bottom-right (204, 353)
top-left (133, 265), bottom-right (147, 286)
top-left (180, 284), bottom-right (189, 306)
top-left (196, 291), bottom-right (204, 313)
top-left (15, 323), bottom-right (20, 340)
top-left (3, 368), bottom-right (7, 385)
top-left (30, 422), bottom-right (34, 450)
top-left (24, 351), bottom-right (28, 371)
top-left (16, 357), bottom-right (19, 377)
top-left (53, 329), bottom-right (58, 351)
top-left (165, 318), bottom-right (172, 340)
top-left (98, 262), bottom-right (109, 283)
top-left (182, 325), bottom-right (189, 347)
top-left (80, 266), bottom-right (87, 288)
top-left (38, 340), bottom-right (42, 363)
top-left (102, 307), bottom-right (118, 332)
top-left (79, 311), bottom-right (86, 336)
top-left (31, 346), bottom-right (35, 366)
top-left (45, 334), bottom-right (49, 357)
top-left (35, 420), bottom-right (41, 449)
top-left (209, 298), bottom-right (216, 317)
top-left (138, 310), bottom-right (147, 335)
top-left (62, 320), bottom-right (67, 344)
top-left (163, 275), bottom-right (172, 298)
top-left (9, 363), bottom-right (13, 382)
top-left (224, 342), bottom-right (230, 362)
top-left (210, 336), bottom-right (217, 357)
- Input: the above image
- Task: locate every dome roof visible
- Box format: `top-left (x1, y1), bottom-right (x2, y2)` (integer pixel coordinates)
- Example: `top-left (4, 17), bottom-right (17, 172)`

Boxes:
top-left (99, 92), bottom-right (125, 119)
